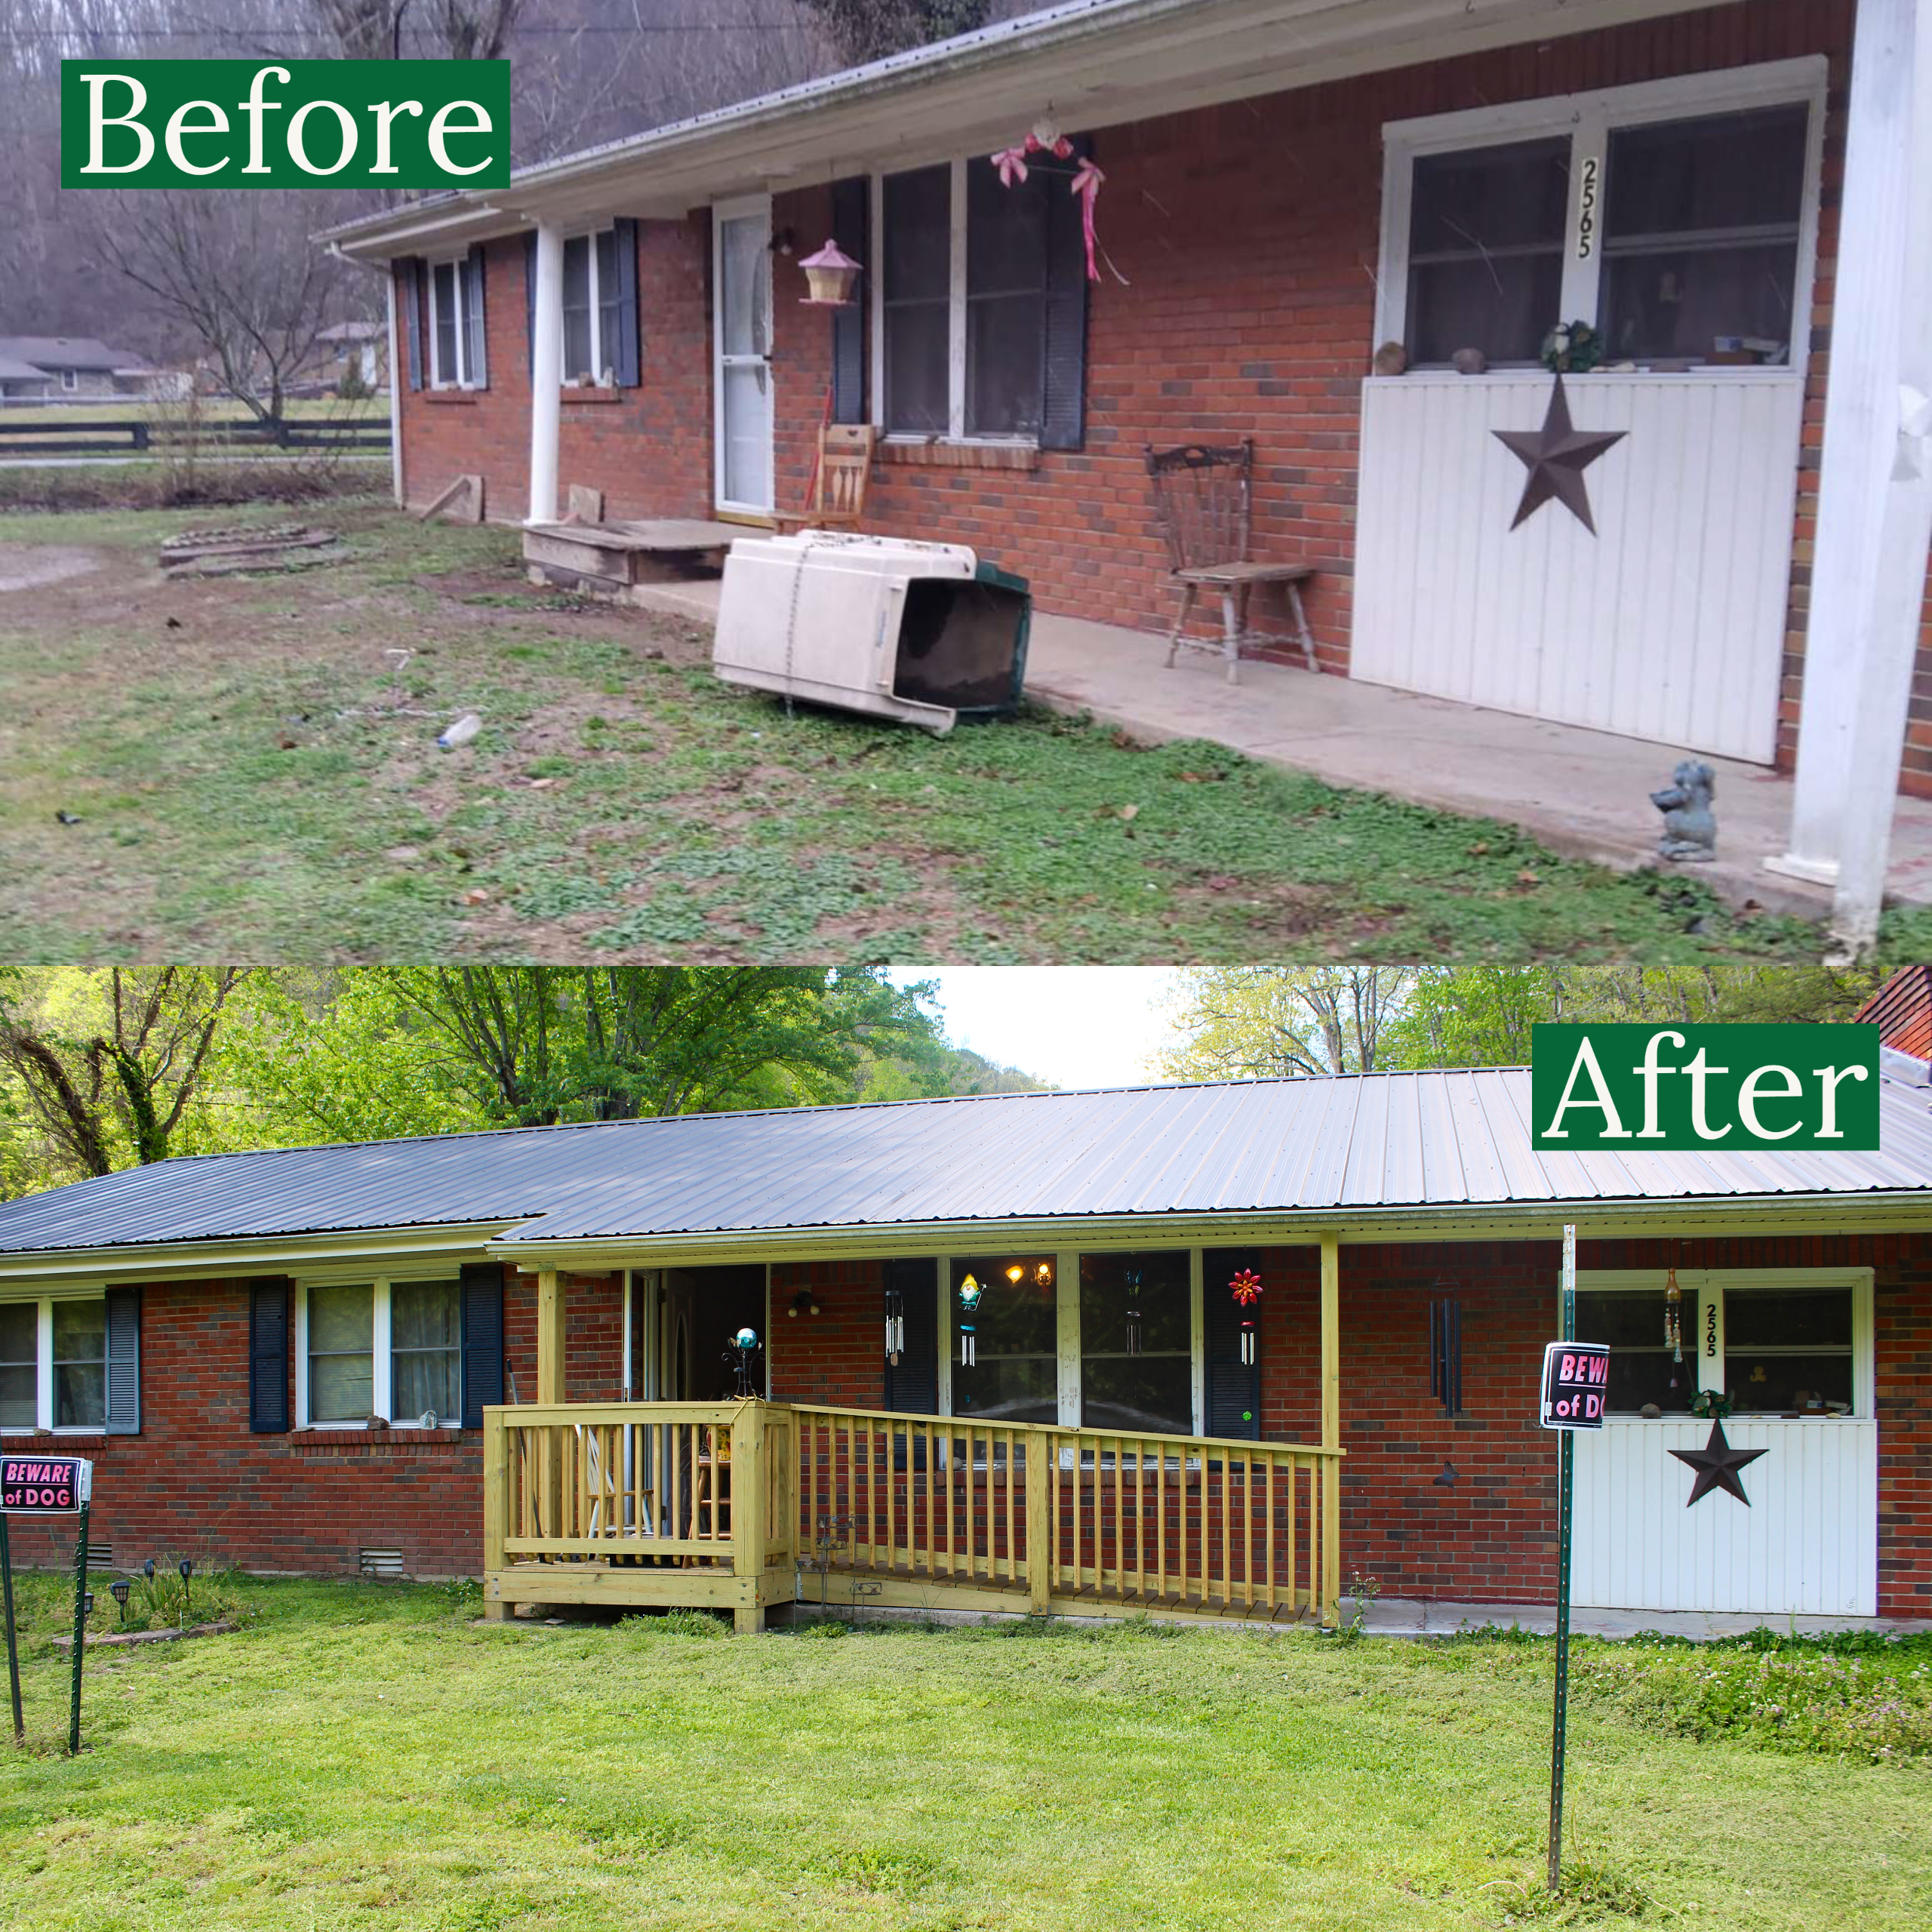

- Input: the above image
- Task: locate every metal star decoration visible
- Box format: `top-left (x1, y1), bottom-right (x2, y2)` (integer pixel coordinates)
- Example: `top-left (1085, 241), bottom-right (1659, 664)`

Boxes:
top-left (1669, 1419), bottom-right (1767, 1508)
top-left (1493, 375), bottom-right (1626, 534)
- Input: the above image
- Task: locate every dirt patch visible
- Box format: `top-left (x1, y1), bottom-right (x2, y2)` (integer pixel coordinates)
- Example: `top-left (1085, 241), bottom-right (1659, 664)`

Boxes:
top-left (0, 543), bottom-right (103, 594)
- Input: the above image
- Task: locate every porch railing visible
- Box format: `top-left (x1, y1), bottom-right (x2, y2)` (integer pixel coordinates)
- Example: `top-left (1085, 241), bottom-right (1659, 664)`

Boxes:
top-left (483, 1400), bottom-right (1339, 1628)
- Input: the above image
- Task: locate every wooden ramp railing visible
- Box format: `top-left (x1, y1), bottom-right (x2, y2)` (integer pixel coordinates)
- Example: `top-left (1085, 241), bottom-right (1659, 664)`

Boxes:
top-left (483, 1401), bottom-right (1339, 1632)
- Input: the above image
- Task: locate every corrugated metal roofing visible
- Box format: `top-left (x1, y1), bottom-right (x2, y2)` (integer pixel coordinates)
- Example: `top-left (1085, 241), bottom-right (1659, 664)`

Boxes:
top-left (3, 1061), bottom-right (1932, 1259)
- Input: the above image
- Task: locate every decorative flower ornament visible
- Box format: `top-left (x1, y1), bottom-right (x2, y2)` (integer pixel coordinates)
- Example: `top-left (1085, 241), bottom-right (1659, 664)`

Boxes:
top-left (1229, 1269), bottom-right (1263, 1307)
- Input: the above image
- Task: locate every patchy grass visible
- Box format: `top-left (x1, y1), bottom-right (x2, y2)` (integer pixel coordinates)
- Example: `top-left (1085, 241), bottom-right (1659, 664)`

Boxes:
top-left (0, 1578), bottom-right (1924, 1930)
top-left (0, 498), bottom-right (1912, 962)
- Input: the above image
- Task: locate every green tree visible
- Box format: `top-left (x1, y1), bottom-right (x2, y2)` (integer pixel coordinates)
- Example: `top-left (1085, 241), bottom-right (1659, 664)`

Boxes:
top-left (1157, 968), bottom-right (1414, 1081)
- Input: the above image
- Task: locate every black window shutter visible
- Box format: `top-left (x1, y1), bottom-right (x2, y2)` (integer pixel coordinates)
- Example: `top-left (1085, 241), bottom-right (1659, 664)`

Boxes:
top-left (461, 1261), bottom-right (506, 1430)
top-left (829, 177), bottom-right (869, 424)
top-left (248, 1278), bottom-right (291, 1434)
top-left (1038, 134), bottom-right (1091, 451)
top-left (611, 218), bottom-right (641, 388)
top-left (401, 258), bottom-right (423, 393)
top-left (882, 1257), bottom-right (938, 1417)
top-left (525, 230), bottom-right (537, 378)
top-left (104, 1287), bottom-right (140, 1435)
top-left (464, 245), bottom-right (488, 389)
top-left (1202, 1247), bottom-right (1261, 1440)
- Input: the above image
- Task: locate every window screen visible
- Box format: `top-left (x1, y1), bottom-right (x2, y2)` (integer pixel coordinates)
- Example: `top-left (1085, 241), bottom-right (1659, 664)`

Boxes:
top-left (52, 1300), bottom-right (105, 1429)
top-left (561, 233), bottom-right (595, 383)
top-left (1405, 136), bottom-right (1570, 365)
top-left (0, 1303), bottom-right (35, 1429)
top-left (951, 1254), bottom-right (1057, 1424)
top-left (1598, 104), bottom-right (1808, 362)
top-left (309, 1284), bottom-right (374, 1423)
top-left (882, 165), bottom-right (952, 433)
top-left (392, 1279), bottom-right (461, 1422)
top-left (431, 260), bottom-right (460, 384)
top-left (1575, 1291), bottom-right (1694, 1414)
top-left (965, 156), bottom-right (1048, 435)
top-left (1080, 1251), bottom-right (1192, 1436)
top-left (1724, 1287), bottom-right (1853, 1414)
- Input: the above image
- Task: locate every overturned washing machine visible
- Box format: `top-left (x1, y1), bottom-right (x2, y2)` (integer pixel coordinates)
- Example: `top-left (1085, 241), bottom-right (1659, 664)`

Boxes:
top-left (712, 529), bottom-right (1031, 735)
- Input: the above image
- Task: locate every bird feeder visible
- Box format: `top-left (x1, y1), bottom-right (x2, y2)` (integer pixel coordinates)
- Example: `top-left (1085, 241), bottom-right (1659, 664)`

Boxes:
top-left (798, 237), bottom-right (863, 306)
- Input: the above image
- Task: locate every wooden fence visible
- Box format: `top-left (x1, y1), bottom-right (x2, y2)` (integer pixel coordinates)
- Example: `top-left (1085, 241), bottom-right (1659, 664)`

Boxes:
top-left (0, 416), bottom-right (391, 459)
top-left (483, 1399), bottom-right (1339, 1632)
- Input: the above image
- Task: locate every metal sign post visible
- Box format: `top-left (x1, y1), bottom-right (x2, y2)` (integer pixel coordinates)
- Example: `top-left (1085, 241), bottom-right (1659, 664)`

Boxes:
top-left (0, 1454), bottom-right (94, 1754)
top-left (1548, 1224), bottom-right (1577, 1891)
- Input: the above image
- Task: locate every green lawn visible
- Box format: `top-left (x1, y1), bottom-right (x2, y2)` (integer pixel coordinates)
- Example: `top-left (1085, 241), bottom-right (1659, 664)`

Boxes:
top-left (5, 497), bottom-right (1931, 962)
top-left (0, 1574), bottom-right (1924, 1930)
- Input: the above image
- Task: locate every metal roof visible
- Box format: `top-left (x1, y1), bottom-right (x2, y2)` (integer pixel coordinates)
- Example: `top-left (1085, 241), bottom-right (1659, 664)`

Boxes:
top-left (2, 1060), bottom-right (1930, 1261)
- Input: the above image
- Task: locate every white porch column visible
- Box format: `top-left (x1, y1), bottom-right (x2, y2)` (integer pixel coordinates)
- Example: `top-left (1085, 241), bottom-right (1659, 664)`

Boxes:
top-left (526, 220), bottom-right (564, 526)
top-left (1770, 0), bottom-right (1932, 951)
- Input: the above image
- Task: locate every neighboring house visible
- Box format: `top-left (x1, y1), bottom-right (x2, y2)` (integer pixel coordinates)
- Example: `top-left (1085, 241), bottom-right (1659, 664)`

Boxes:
top-left (0, 335), bottom-right (184, 401)
top-left (315, 320), bottom-right (386, 391)
top-left (0, 354), bottom-right (54, 401)
top-left (323, 0), bottom-right (1932, 875)
top-left (0, 1059), bottom-right (1926, 1628)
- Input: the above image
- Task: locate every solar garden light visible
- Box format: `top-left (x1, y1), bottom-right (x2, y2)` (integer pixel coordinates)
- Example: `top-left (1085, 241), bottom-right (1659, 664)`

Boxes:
top-left (82, 1592), bottom-right (94, 1619)
top-left (178, 1558), bottom-right (192, 1630)
top-left (109, 1580), bottom-right (130, 1626)
top-left (143, 1558), bottom-right (155, 1581)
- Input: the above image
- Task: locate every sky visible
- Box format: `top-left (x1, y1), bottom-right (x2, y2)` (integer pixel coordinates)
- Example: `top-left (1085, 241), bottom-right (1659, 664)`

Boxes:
top-left (891, 967), bottom-right (1180, 1090)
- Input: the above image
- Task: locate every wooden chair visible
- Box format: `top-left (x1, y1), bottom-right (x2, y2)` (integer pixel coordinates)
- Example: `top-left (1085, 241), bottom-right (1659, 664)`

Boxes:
top-left (775, 423), bottom-right (877, 533)
top-left (1145, 440), bottom-right (1317, 685)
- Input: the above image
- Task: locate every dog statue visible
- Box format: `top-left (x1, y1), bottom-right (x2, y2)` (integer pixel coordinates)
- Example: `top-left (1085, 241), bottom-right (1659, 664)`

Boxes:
top-left (1651, 760), bottom-right (1717, 862)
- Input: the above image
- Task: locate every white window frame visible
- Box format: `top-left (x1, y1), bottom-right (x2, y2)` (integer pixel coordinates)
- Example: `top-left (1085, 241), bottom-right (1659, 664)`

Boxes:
top-left (869, 156), bottom-right (1043, 447)
top-left (59, 368), bottom-right (77, 392)
top-left (558, 226), bottom-right (617, 389)
top-left (0, 1290), bottom-right (108, 1434)
top-left (1575, 1266), bottom-right (1875, 1418)
top-left (294, 1269), bottom-right (463, 1430)
top-left (1374, 56), bottom-right (1828, 371)
top-left (425, 252), bottom-right (473, 391)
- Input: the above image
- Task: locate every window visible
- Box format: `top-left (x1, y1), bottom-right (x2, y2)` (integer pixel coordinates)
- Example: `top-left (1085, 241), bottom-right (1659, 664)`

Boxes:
top-left (1382, 63), bottom-right (1820, 370)
top-left (308, 1284), bottom-right (374, 1423)
top-left (300, 1278), bottom-right (463, 1427)
top-left (1404, 137), bottom-right (1570, 366)
top-left (878, 155), bottom-right (1055, 438)
top-left (426, 252), bottom-right (485, 389)
top-left (951, 1255), bottom-right (1057, 1423)
top-left (1598, 105), bottom-right (1809, 363)
top-left (561, 229), bottom-right (620, 386)
top-left (0, 1296), bottom-right (113, 1431)
top-left (59, 368), bottom-right (77, 392)
top-left (1578, 1274), bottom-right (1866, 1417)
top-left (1079, 1251), bottom-right (1193, 1437)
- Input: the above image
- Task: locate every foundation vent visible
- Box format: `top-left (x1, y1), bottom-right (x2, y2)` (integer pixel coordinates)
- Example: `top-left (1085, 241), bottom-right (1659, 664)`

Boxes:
top-left (358, 1548), bottom-right (405, 1580)
top-left (85, 1541), bottom-right (112, 1569)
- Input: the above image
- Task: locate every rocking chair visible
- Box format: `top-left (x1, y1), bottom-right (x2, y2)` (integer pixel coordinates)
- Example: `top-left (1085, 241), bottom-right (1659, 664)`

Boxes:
top-left (1145, 440), bottom-right (1317, 685)
top-left (774, 423), bottom-right (877, 534)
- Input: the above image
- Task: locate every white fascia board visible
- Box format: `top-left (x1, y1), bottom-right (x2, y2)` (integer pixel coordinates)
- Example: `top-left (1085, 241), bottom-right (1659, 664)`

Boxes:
top-left (0, 1221), bottom-right (521, 1291)
top-left (485, 1194), bottom-right (1932, 1272)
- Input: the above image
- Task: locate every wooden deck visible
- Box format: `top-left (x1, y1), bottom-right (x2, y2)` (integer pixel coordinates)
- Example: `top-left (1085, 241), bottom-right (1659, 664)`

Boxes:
top-left (482, 1400), bottom-right (1341, 1632)
top-left (522, 518), bottom-right (748, 598)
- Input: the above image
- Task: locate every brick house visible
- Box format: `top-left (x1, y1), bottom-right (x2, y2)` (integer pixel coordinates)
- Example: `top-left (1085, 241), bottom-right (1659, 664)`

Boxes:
top-left (325, 0), bottom-right (1932, 908)
top-left (1, 1060), bottom-right (1927, 1626)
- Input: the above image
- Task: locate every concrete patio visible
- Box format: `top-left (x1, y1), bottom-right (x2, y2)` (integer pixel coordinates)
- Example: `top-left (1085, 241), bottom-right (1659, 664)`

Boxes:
top-left (632, 574), bottom-right (1932, 921)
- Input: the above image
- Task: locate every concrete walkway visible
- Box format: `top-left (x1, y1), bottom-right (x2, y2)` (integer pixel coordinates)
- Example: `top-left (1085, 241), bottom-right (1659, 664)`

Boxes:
top-left (1347, 1597), bottom-right (1929, 1639)
top-left (633, 576), bottom-right (1932, 919)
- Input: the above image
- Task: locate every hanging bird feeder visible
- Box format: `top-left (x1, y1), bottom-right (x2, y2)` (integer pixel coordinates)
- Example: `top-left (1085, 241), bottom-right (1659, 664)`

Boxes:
top-left (798, 236), bottom-right (863, 306)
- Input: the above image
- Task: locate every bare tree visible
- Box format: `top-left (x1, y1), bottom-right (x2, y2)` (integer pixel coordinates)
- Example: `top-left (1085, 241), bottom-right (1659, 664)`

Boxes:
top-left (798, 1), bottom-right (989, 63)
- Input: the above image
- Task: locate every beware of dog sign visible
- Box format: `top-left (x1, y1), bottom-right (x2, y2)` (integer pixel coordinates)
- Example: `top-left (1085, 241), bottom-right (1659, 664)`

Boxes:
top-left (1, 1455), bottom-right (91, 1512)
top-left (1539, 1343), bottom-right (1610, 1431)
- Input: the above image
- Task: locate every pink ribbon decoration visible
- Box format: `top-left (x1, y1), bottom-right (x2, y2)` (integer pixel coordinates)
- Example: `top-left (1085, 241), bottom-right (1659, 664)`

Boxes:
top-left (992, 145), bottom-right (1030, 186)
top-left (1069, 155), bottom-right (1105, 284)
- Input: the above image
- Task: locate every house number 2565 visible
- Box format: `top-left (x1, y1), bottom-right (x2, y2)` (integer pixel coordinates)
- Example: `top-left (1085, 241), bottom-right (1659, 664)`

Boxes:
top-left (1705, 1303), bottom-right (1718, 1359)
top-left (1575, 155), bottom-right (1600, 260)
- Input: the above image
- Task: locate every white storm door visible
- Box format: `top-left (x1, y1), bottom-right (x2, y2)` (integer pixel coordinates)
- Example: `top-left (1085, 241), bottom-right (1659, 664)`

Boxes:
top-left (714, 197), bottom-right (774, 515)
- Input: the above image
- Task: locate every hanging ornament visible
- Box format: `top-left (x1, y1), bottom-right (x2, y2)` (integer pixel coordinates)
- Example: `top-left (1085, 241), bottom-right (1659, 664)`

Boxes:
top-left (1230, 1267), bottom-right (1262, 1366)
top-left (989, 119), bottom-right (1104, 284)
top-left (1663, 1263), bottom-right (1683, 1362)
top-left (884, 1285), bottom-right (904, 1367)
top-left (957, 1272), bottom-right (981, 1367)
top-left (1123, 1266), bottom-right (1143, 1358)
top-left (959, 1318), bottom-right (976, 1368)
top-left (958, 1272), bottom-right (983, 1313)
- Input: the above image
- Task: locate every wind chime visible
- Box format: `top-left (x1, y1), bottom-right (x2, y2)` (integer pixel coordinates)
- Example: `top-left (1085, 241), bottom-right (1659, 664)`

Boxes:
top-left (1230, 1266), bottom-right (1263, 1365)
top-left (1123, 1266), bottom-right (1143, 1356)
top-left (1663, 1261), bottom-right (1684, 1367)
top-left (957, 1272), bottom-right (983, 1367)
top-left (884, 1284), bottom-right (905, 1367)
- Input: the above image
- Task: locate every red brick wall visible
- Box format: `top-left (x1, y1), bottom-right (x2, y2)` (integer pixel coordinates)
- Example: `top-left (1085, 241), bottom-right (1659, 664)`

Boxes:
top-left (769, 1258), bottom-right (886, 1409)
top-left (395, 0), bottom-right (1932, 795)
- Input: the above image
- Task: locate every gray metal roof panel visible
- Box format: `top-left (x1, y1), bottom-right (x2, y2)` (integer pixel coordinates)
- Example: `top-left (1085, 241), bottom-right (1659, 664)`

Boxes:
top-left (3, 1067), bottom-right (1932, 1258)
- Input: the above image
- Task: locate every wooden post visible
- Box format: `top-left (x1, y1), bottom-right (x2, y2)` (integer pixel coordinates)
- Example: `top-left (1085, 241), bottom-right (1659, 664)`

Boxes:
top-left (1319, 1232), bottom-right (1342, 1626)
top-left (731, 1401), bottom-right (768, 1634)
top-left (535, 1269), bottom-right (565, 1540)
top-left (1025, 1426), bottom-right (1051, 1614)
top-left (481, 1406), bottom-right (509, 1622)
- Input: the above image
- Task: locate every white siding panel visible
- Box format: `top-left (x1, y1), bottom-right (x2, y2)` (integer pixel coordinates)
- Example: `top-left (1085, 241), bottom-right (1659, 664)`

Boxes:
top-left (1571, 1419), bottom-right (1877, 1616)
top-left (1352, 374), bottom-right (1804, 762)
